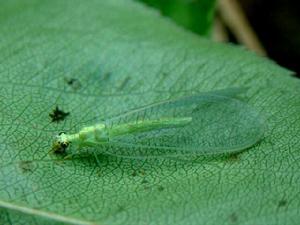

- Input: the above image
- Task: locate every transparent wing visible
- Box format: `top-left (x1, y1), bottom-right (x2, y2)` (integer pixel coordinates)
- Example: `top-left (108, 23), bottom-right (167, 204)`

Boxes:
top-left (95, 92), bottom-right (265, 158)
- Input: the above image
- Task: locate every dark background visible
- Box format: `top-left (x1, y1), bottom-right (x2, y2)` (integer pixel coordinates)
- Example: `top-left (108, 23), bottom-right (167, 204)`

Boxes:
top-left (240, 0), bottom-right (300, 76)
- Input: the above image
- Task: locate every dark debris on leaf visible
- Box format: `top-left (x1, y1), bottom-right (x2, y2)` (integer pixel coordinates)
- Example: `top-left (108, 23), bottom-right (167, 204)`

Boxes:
top-left (116, 204), bottom-right (125, 213)
top-left (49, 106), bottom-right (70, 123)
top-left (117, 76), bottom-right (131, 90)
top-left (228, 212), bottom-right (238, 223)
top-left (278, 199), bottom-right (288, 207)
top-left (19, 160), bottom-right (33, 173)
top-left (157, 185), bottom-right (164, 192)
top-left (132, 171), bottom-right (137, 177)
top-left (141, 179), bottom-right (148, 184)
top-left (65, 78), bottom-right (82, 90)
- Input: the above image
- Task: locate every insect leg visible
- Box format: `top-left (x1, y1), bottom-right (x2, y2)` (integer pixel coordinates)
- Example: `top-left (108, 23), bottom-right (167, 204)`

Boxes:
top-left (93, 152), bottom-right (101, 167)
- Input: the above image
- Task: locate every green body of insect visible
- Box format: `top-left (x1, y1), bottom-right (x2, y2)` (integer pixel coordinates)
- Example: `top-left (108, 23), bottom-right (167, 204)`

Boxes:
top-left (53, 117), bottom-right (192, 153)
top-left (52, 88), bottom-right (266, 158)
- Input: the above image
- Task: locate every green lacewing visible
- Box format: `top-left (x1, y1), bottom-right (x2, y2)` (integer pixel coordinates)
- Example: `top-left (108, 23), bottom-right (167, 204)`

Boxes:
top-left (52, 89), bottom-right (265, 159)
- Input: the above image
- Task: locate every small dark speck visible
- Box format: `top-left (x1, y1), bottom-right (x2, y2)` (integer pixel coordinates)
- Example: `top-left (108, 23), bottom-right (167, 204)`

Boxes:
top-left (132, 171), bottom-right (137, 177)
top-left (65, 78), bottom-right (81, 90)
top-left (141, 179), bottom-right (148, 184)
top-left (141, 179), bottom-right (151, 190)
top-left (140, 169), bottom-right (146, 176)
top-left (278, 199), bottom-right (287, 207)
top-left (117, 76), bottom-right (131, 90)
top-left (49, 106), bottom-right (70, 123)
top-left (162, 72), bottom-right (168, 77)
top-left (19, 160), bottom-right (33, 173)
top-left (116, 204), bottom-right (125, 212)
top-left (101, 72), bottom-right (112, 81)
top-left (143, 185), bottom-right (151, 190)
top-left (229, 213), bottom-right (238, 223)
top-left (157, 185), bottom-right (164, 191)
top-left (96, 169), bottom-right (102, 177)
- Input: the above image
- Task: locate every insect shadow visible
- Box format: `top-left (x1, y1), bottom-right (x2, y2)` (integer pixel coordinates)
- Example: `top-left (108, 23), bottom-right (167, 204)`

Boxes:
top-left (56, 148), bottom-right (241, 171)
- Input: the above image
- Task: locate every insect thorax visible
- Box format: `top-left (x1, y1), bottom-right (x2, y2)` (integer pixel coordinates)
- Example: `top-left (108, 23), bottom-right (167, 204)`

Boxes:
top-left (78, 123), bottom-right (109, 144)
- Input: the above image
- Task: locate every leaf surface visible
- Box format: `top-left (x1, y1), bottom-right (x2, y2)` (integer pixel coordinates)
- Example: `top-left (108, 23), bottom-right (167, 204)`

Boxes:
top-left (0, 0), bottom-right (299, 225)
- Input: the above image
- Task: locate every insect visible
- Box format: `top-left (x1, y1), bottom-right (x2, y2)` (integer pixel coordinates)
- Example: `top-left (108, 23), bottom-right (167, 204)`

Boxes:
top-left (52, 89), bottom-right (265, 161)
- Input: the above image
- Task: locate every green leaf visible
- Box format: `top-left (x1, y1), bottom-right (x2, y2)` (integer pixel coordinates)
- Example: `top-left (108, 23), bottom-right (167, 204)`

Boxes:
top-left (0, 0), bottom-right (299, 225)
top-left (139, 0), bottom-right (217, 36)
